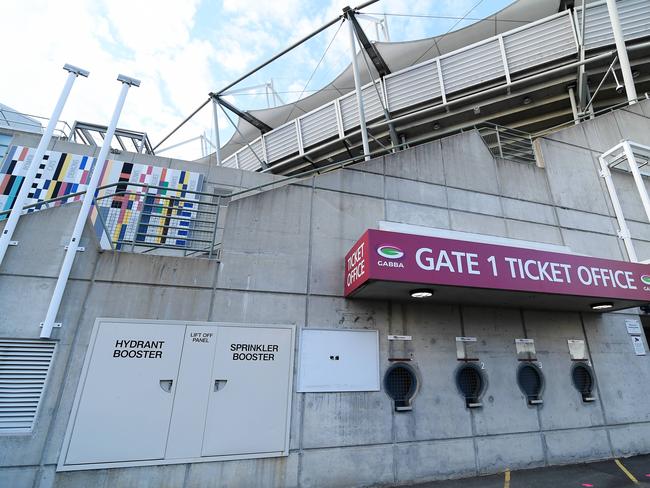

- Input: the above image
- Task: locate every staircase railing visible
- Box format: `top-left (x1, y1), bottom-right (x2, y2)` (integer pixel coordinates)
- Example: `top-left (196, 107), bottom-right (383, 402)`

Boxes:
top-left (0, 182), bottom-right (229, 259)
top-left (476, 123), bottom-right (536, 165)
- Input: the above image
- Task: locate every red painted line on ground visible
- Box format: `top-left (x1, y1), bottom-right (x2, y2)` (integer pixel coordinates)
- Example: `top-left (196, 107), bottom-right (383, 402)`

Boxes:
top-left (581, 484), bottom-right (594, 487)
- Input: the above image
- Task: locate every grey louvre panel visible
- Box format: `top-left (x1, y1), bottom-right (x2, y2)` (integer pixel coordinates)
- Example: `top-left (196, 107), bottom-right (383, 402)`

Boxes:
top-left (0, 339), bottom-right (56, 433)
top-left (264, 122), bottom-right (298, 163)
top-left (440, 39), bottom-right (504, 94)
top-left (237, 139), bottom-right (264, 171)
top-left (340, 83), bottom-right (385, 132)
top-left (299, 103), bottom-right (338, 148)
top-left (385, 60), bottom-right (441, 112)
top-left (578, 0), bottom-right (650, 50)
top-left (504, 13), bottom-right (577, 74)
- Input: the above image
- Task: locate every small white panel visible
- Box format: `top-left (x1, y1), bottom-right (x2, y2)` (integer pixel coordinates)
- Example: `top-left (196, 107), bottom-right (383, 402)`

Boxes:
top-left (515, 338), bottom-right (537, 361)
top-left (65, 322), bottom-right (185, 465)
top-left (388, 335), bottom-right (412, 341)
top-left (297, 329), bottom-right (380, 392)
top-left (633, 336), bottom-right (646, 356)
top-left (626, 319), bottom-right (642, 335)
top-left (456, 336), bottom-right (478, 360)
top-left (567, 339), bottom-right (587, 361)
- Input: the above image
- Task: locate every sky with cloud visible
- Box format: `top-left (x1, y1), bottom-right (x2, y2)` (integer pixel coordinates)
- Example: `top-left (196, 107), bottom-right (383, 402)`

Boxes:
top-left (3, 0), bottom-right (513, 159)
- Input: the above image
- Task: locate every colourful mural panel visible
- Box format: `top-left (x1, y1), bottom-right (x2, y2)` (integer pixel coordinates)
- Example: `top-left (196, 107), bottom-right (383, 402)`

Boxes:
top-left (0, 146), bottom-right (204, 250)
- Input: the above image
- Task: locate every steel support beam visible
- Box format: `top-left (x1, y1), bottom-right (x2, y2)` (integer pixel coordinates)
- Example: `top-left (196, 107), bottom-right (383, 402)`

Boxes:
top-left (215, 95), bottom-right (272, 134)
top-left (345, 7), bottom-right (391, 77)
top-left (606, 0), bottom-right (638, 104)
top-left (344, 7), bottom-right (371, 161)
top-left (211, 97), bottom-right (222, 165)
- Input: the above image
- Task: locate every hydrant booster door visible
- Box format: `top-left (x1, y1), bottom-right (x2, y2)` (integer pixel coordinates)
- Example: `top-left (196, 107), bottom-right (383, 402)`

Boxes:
top-left (61, 321), bottom-right (295, 470)
top-left (65, 322), bottom-right (186, 465)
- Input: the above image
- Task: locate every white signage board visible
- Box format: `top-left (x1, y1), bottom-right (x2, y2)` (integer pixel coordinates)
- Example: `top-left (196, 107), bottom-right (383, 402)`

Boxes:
top-left (515, 338), bottom-right (536, 360)
top-left (456, 336), bottom-right (478, 360)
top-left (626, 319), bottom-right (642, 335)
top-left (297, 328), bottom-right (380, 392)
top-left (59, 319), bottom-right (295, 471)
top-left (388, 335), bottom-right (412, 341)
top-left (567, 339), bottom-right (587, 361)
top-left (633, 336), bottom-right (646, 356)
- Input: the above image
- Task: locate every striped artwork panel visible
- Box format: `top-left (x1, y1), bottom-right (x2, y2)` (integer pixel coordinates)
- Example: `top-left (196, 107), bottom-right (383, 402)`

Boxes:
top-left (0, 146), bottom-right (204, 250)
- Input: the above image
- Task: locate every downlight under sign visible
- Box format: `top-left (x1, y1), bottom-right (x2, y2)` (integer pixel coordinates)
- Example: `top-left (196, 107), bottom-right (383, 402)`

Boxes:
top-left (344, 230), bottom-right (650, 312)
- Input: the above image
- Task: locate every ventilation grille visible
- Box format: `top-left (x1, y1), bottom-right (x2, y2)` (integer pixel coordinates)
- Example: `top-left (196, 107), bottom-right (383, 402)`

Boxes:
top-left (572, 363), bottom-right (595, 402)
top-left (0, 339), bottom-right (56, 433)
top-left (517, 363), bottom-right (543, 405)
top-left (457, 364), bottom-right (483, 407)
top-left (384, 364), bottom-right (416, 410)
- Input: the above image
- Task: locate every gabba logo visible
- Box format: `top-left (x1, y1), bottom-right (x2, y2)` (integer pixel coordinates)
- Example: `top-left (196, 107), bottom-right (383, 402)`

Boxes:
top-left (641, 275), bottom-right (650, 291)
top-left (377, 245), bottom-right (404, 259)
top-left (377, 245), bottom-right (405, 268)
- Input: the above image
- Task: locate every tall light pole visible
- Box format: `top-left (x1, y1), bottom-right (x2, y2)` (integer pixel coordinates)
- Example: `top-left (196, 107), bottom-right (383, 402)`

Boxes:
top-left (40, 74), bottom-right (140, 339)
top-left (0, 64), bottom-right (89, 267)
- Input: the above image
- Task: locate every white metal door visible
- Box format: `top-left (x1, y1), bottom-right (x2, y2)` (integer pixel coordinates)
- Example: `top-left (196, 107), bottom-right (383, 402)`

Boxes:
top-left (65, 322), bottom-right (185, 465)
top-left (165, 325), bottom-right (218, 459)
top-left (202, 326), bottom-right (293, 456)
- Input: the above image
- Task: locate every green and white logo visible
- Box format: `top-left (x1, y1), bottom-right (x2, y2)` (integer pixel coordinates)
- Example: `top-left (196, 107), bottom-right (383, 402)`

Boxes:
top-left (641, 275), bottom-right (650, 285)
top-left (377, 245), bottom-right (404, 259)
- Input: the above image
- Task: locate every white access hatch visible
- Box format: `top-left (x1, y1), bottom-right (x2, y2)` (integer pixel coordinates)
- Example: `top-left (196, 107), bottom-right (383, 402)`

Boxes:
top-left (297, 328), bottom-right (380, 392)
top-left (64, 322), bottom-right (185, 465)
top-left (59, 320), bottom-right (295, 471)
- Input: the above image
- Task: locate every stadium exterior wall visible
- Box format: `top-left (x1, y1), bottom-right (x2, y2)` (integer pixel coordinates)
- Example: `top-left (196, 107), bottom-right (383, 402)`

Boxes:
top-left (2, 101), bottom-right (650, 487)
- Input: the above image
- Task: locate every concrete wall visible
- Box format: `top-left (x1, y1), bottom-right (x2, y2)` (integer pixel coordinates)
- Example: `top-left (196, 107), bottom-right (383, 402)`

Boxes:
top-left (3, 101), bottom-right (650, 487)
top-left (4, 133), bottom-right (286, 248)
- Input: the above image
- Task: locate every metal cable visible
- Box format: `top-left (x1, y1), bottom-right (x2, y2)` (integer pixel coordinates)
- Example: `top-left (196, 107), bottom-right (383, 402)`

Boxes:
top-left (281, 19), bottom-right (345, 125)
top-left (220, 105), bottom-right (267, 169)
top-left (412, 0), bottom-right (486, 65)
top-left (153, 98), bottom-right (210, 151)
top-left (363, 11), bottom-right (534, 23)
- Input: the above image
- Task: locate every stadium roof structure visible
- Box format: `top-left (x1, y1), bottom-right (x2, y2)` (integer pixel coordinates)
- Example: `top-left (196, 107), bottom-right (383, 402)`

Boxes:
top-left (158, 0), bottom-right (650, 175)
top-left (218, 0), bottom-right (564, 158)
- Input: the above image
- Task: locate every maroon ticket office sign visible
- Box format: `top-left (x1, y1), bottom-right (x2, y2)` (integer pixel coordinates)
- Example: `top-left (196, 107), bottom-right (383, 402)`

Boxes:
top-left (344, 229), bottom-right (650, 310)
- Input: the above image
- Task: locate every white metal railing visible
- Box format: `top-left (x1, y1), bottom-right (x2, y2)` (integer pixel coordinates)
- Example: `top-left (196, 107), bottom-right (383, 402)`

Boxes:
top-left (221, 0), bottom-right (650, 173)
top-left (598, 140), bottom-right (650, 262)
top-left (476, 123), bottom-right (536, 165)
top-left (0, 106), bottom-right (71, 139)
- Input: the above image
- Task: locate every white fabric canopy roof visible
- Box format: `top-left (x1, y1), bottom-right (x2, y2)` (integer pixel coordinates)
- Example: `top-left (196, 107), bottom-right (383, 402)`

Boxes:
top-left (219, 0), bottom-right (561, 158)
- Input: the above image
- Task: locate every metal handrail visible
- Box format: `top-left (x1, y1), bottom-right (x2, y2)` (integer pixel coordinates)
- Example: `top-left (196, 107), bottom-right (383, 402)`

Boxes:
top-left (0, 106), bottom-right (72, 139)
top-left (475, 123), bottom-right (536, 164)
top-left (0, 180), bottom-right (227, 259)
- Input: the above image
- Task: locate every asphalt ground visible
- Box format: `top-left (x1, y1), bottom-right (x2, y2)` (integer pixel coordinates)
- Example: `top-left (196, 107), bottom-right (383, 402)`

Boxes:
top-left (405, 455), bottom-right (650, 487)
